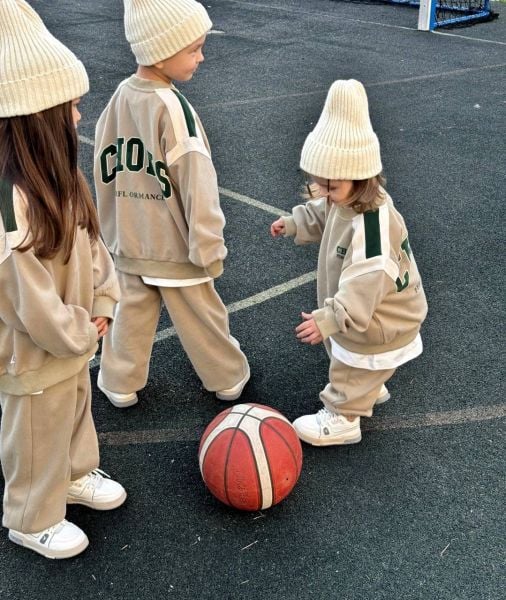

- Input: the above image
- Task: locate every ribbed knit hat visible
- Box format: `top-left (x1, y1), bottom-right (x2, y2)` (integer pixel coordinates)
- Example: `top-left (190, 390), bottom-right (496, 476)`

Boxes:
top-left (124, 0), bottom-right (212, 66)
top-left (0, 0), bottom-right (89, 118)
top-left (300, 80), bottom-right (382, 181)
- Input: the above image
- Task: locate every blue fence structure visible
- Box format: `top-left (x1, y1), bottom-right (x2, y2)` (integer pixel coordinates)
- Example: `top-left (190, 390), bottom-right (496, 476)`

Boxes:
top-left (330, 0), bottom-right (497, 30)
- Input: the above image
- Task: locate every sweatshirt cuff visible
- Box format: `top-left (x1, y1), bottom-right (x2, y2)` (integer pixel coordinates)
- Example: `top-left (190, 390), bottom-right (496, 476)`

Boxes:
top-left (92, 295), bottom-right (117, 320)
top-left (282, 216), bottom-right (297, 237)
top-left (206, 259), bottom-right (224, 279)
top-left (312, 306), bottom-right (340, 340)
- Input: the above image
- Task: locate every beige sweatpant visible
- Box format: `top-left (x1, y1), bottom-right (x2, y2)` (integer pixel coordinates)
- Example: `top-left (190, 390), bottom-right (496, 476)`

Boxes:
top-left (0, 366), bottom-right (99, 533)
top-left (100, 272), bottom-right (249, 394)
top-left (320, 340), bottom-right (396, 417)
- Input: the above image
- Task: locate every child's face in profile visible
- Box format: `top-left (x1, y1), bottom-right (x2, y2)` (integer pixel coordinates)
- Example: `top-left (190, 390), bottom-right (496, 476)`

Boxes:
top-left (154, 34), bottom-right (207, 82)
top-left (312, 177), bottom-right (354, 205)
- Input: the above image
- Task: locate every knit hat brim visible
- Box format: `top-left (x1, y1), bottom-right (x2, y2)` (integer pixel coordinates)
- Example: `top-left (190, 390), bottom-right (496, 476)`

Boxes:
top-left (0, 62), bottom-right (89, 118)
top-left (300, 134), bottom-right (382, 181)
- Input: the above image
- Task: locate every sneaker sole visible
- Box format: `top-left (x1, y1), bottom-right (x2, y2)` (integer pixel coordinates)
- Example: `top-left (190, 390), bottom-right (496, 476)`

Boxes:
top-left (9, 531), bottom-right (89, 560)
top-left (67, 490), bottom-right (127, 511)
top-left (97, 376), bottom-right (138, 408)
top-left (295, 430), bottom-right (362, 446)
top-left (215, 365), bottom-right (251, 401)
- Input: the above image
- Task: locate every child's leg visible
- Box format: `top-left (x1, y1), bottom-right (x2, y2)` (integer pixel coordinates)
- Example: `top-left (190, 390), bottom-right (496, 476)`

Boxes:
top-left (100, 271), bottom-right (161, 393)
top-left (69, 367), bottom-right (99, 480)
top-left (0, 368), bottom-right (99, 533)
top-left (321, 357), bottom-right (395, 418)
top-left (160, 282), bottom-right (249, 392)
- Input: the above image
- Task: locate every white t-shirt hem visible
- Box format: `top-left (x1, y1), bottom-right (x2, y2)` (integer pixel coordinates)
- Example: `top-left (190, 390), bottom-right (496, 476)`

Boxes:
top-left (330, 333), bottom-right (423, 370)
top-left (142, 275), bottom-right (212, 288)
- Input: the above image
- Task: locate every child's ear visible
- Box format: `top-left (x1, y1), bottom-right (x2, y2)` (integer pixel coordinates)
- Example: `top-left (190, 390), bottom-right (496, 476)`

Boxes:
top-left (153, 60), bottom-right (165, 71)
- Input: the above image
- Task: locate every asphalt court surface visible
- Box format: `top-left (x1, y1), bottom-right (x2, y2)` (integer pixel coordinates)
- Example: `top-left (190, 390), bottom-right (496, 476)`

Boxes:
top-left (1, 1), bottom-right (505, 599)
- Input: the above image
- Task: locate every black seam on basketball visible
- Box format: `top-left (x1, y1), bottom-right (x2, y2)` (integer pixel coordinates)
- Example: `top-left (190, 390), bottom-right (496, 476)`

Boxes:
top-left (223, 408), bottom-right (262, 510)
top-left (229, 410), bottom-right (286, 426)
top-left (261, 421), bottom-right (301, 478)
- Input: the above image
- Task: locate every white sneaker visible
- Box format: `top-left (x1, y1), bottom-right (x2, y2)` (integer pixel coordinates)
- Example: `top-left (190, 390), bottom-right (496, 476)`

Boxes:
top-left (375, 384), bottom-right (390, 405)
top-left (293, 408), bottom-right (361, 446)
top-left (67, 469), bottom-right (127, 510)
top-left (97, 370), bottom-right (138, 408)
top-left (9, 519), bottom-right (88, 559)
top-left (216, 364), bottom-right (251, 401)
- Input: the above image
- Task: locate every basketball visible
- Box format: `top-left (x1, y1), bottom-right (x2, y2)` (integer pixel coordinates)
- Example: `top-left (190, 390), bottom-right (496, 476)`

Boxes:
top-left (198, 403), bottom-right (303, 511)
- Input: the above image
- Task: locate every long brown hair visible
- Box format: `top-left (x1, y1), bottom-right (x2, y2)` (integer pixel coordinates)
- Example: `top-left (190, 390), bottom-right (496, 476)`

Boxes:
top-left (0, 101), bottom-right (99, 262)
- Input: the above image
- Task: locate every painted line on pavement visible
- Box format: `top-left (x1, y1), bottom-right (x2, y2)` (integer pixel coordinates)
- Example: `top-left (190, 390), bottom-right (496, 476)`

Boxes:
top-left (98, 403), bottom-right (506, 446)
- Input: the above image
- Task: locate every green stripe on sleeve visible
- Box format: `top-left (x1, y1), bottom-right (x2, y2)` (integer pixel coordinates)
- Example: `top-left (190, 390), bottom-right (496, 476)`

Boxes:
top-left (364, 210), bottom-right (381, 258)
top-left (173, 90), bottom-right (197, 138)
top-left (0, 178), bottom-right (16, 233)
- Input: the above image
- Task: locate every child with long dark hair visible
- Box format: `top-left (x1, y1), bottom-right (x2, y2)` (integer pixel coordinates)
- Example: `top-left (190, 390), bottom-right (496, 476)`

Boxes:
top-left (0, 0), bottom-right (125, 559)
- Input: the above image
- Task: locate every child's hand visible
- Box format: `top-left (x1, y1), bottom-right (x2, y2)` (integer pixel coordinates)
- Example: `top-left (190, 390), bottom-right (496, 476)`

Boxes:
top-left (295, 312), bottom-right (323, 345)
top-left (270, 218), bottom-right (286, 237)
top-left (91, 316), bottom-right (110, 339)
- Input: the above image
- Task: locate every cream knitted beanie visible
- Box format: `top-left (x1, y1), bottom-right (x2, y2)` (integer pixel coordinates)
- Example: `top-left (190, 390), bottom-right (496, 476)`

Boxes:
top-left (300, 80), bottom-right (382, 181)
top-left (0, 0), bottom-right (89, 117)
top-left (124, 0), bottom-right (212, 66)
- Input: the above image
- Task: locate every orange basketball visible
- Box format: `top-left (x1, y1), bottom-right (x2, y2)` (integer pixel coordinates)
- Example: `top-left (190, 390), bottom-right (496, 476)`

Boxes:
top-left (198, 403), bottom-right (303, 511)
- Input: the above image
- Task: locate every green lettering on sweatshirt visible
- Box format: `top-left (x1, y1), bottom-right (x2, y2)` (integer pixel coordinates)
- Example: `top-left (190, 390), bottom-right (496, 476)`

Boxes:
top-left (396, 236), bottom-right (412, 292)
top-left (99, 138), bottom-right (172, 199)
top-left (396, 272), bottom-right (410, 292)
top-left (100, 144), bottom-right (117, 184)
top-left (116, 137), bottom-right (125, 173)
top-left (155, 162), bottom-right (171, 199)
top-left (126, 138), bottom-right (144, 172)
top-left (146, 151), bottom-right (156, 176)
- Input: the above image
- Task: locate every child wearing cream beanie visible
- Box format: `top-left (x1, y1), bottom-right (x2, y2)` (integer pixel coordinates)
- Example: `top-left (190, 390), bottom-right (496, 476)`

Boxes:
top-left (271, 80), bottom-right (428, 446)
top-left (94, 0), bottom-right (250, 408)
top-left (0, 0), bottom-right (125, 559)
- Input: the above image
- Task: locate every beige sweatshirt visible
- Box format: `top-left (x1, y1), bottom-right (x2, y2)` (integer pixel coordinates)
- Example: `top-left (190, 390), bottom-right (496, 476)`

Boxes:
top-left (0, 183), bottom-right (120, 395)
top-left (94, 75), bottom-right (227, 280)
top-left (283, 193), bottom-right (428, 354)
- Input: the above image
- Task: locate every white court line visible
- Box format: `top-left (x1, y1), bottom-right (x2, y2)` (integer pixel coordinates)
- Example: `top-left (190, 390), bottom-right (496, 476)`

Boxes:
top-left (219, 187), bottom-right (290, 217)
top-left (89, 270), bottom-right (316, 369)
top-left (98, 403), bottom-right (506, 446)
top-left (78, 134), bottom-right (95, 146)
top-left (434, 31), bottom-right (506, 46)
top-left (200, 64), bottom-right (506, 109)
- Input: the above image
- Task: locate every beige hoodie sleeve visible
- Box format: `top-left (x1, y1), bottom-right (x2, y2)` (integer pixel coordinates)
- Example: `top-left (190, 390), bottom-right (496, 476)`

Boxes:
top-left (312, 269), bottom-right (394, 340)
top-left (0, 246), bottom-right (98, 358)
top-left (168, 151), bottom-right (227, 277)
top-left (91, 237), bottom-right (121, 319)
top-left (282, 197), bottom-right (327, 245)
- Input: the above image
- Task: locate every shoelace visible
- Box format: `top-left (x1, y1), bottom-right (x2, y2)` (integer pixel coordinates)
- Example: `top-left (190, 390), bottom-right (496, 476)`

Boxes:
top-left (74, 468), bottom-right (111, 491)
top-left (33, 519), bottom-right (67, 538)
top-left (316, 407), bottom-right (341, 425)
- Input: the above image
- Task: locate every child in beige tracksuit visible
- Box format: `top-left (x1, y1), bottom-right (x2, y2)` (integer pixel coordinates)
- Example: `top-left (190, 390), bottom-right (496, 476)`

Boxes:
top-left (0, 0), bottom-right (125, 559)
top-left (271, 80), bottom-right (428, 446)
top-left (94, 0), bottom-right (249, 408)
